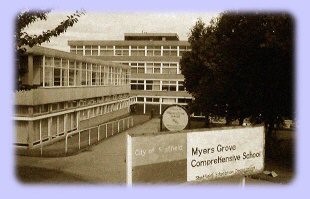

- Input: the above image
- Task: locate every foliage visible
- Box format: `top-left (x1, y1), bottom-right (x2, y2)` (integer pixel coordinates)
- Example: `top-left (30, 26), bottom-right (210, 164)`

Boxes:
top-left (180, 12), bottom-right (294, 137)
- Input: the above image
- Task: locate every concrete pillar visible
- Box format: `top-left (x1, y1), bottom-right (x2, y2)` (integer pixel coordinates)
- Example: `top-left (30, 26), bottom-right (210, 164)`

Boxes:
top-left (27, 121), bottom-right (34, 149)
top-left (143, 102), bottom-right (146, 114)
top-left (27, 106), bottom-right (34, 148)
top-left (25, 55), bottom-right (34, 86)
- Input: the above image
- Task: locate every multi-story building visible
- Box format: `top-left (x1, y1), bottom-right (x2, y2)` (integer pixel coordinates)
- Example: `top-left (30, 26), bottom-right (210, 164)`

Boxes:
top-left (14, 46), bottom-right (132, 148)
top-left (68, 33), bottom-right (192, 115)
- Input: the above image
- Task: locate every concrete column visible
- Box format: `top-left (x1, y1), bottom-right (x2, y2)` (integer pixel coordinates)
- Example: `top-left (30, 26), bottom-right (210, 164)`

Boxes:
top-left (26, 55), bottom-right (34, 86)
top-left (27, 106), bottom-right (34, 148)
top-left (42, 56), bottom-right (45, 87)
top-left (143, 102), bottom-right (146, 114)
top-left (27, 121), bottom-right (34, 149)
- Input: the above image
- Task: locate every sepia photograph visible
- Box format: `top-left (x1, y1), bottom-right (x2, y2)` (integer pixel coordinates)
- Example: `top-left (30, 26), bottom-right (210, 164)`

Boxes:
top-left (13, 10), bottom-right (295, 186)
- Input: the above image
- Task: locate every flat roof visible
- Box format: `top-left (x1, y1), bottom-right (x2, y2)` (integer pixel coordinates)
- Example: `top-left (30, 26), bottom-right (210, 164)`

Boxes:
top-left (68, 40), bottom-right (190, 46)
top-left (23, 46), bottom-right (129, 69)
top-left (124, 33), bottom-right (179, 41)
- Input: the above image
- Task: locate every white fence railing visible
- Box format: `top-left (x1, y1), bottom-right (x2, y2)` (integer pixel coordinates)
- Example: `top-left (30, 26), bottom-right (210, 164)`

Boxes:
top-left (65, 116), bottom-right (133, 155)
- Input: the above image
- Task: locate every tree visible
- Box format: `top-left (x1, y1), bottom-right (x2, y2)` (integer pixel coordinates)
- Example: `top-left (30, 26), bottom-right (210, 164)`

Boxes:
top-left (15, 10), bottom-right (85, 90)
top-left (180, 19), bottom-right (223, 127)
top-left (180, 12), bottom-right (294, 141)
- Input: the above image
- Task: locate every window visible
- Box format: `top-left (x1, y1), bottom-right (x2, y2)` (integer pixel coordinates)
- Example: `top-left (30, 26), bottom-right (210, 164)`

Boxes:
top-left (131, 46), bottom-right (145, 56)
top-left (59, 102), bottom-right (65, 110)
top-left (75, 62), bottom-right (82, 86)
top-left (145, 80), bottom-right (160, 91)
top-left (70, 46), bottom-right (83, 55)
top-left (41, 104), bottom-right (49, 113)
top-left (44, 57), bottom-right (53, 86)
top-left (178, 98), bottom-right (192, 104)
top-left (163, 45), bottom-right (177, 56)
top-left (92, 46), bottom-right (99, 56)
top-left (81, 62), bottom-right (87, 86)
top-left (92, 64), bottom-right (100, 85)
top-left (115, 46), bottom-right (129, 56)
top-left (85, 45), bottom-right (92, 56)
top-left (131, 63), bottom-right (145, 74)
top-left (42, 56), bottom-right (126, 87)
top-left (69, 60), bottom-right (75, 86)
top-left (84, 45), bottom-right (98, 56)
top-left (86, 63), bottom-right (92, 86)
top-left (108, 66), bottom-right (113, 85)
top-left (162, 63), bottom-right (178, 74)
top-left (126, 69), bottom-right (130, 84)
top-left (131, 80), bottom-right (144, 90)
top-left (51, 103), bottom-right (58, 111)
top-left (178, 98), bottom-right (187, 103)
top-left (61, 59), bottom-right (69, 86)
top-left (53, 58), bottom-right (61, 86)
top-left (145, 80), bottom-right (153, 90)
top-left (104, 66), bottom-right (109, 85)
top-left (146, 63), bottom-right (153, 74)
top-left (146, 46), bottom-right (161, 56)
top-left (113, 67), bottom-right (117, 85)
top-left (145, 63), bottom-right (161, 74)
top-left (145, 97), bottom-right (160, 103)
top-left (70, 45), bottom-right (76, 54)
top-left (145, 97), bottom-right (152, 102)
top-left (100, 45), bottom-right (114, 56)
top-left (100, 65), bottom-right (105, 85)
top-left (154, 63), bottom-right (161, 74)
top-left (162, 81), bottom-right (177, 91)
top-left (137, 97), bottom-right (144, 102)
top-left (178, 81), bottom-right (185, 91)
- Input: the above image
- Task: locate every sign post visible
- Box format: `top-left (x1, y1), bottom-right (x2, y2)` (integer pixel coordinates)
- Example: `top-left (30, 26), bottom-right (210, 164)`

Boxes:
top-left (126, 134), bottom-right (132, 186)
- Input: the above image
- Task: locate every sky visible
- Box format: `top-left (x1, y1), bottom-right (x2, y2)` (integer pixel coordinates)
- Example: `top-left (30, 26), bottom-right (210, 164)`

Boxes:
top-left (24, 11), bottom-right (220, 52)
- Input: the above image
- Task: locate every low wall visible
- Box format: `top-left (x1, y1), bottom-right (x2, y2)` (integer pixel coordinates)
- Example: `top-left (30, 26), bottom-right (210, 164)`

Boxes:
top-left (15, 85), bottom-right (130, 105)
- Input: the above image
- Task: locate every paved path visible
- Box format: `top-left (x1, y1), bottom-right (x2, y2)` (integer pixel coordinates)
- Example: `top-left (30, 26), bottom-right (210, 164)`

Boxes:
top-left (16, 118), bottom-right (161, 184)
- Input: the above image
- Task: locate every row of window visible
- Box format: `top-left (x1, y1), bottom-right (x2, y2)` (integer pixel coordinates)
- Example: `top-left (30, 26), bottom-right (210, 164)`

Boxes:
top-left (117, 62), bottom-right (180, 74)
top-left (70, 45), bottom-right (191, 57)
top-left (30, 112), bottom-right (77, 143)
top-left (131, 80), bottom-right (185, 91)
top-left (42, 56), bottom-right (130, 87)
top-left (136, 97), bottom-right (192, 104)
top-left (29, 99), bottom-right (130, 142)
top-left (79, 100), bottom-right (130, 120)
top-left (15, 94), bottom-right (130, 116)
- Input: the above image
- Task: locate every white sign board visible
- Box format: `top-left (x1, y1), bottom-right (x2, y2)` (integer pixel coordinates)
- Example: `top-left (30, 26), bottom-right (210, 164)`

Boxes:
top-left (187, 126), bottom-right (264, 182)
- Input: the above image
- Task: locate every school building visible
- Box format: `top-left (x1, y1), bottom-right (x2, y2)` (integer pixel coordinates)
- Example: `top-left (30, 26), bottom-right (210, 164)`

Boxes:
top-left (68, 33), bottom-right (193, 115)
top-left (14, 46), bottom-right (133, 148)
